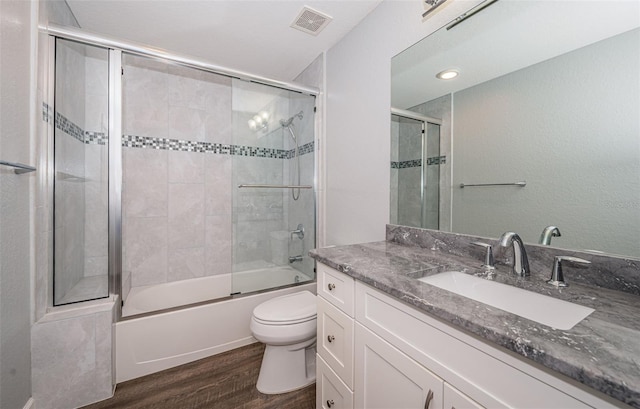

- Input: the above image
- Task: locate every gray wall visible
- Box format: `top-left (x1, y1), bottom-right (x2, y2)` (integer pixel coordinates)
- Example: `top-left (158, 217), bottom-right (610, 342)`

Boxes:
top-left (451, 28), bottom-right (640, 256)
top-left (0, 1), bottom-right (35, 407)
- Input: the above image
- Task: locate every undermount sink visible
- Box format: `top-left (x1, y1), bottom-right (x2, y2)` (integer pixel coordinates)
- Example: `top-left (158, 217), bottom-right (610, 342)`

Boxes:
top-left (419, 271), bottom-right (594, 330)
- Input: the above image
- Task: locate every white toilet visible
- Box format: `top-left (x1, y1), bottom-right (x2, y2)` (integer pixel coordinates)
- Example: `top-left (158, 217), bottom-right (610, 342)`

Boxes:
top-left (250, 290), bottom-right (317, 394)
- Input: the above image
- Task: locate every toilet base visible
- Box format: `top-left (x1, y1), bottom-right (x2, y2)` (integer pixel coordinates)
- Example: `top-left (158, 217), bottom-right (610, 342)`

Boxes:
top-left (256, 339), bottom-right (316, 394)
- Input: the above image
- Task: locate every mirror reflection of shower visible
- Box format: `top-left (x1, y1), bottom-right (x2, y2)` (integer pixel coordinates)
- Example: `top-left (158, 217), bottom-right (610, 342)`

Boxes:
top-left (280, 110), bottom-right (304, 201)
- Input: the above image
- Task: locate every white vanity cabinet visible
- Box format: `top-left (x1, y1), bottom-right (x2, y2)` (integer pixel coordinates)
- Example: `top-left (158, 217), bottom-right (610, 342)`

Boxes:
top-left (316, 263), bottom-right (617, 409)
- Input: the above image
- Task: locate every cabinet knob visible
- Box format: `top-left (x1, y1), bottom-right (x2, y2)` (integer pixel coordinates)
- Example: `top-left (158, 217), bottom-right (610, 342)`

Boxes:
top-left (326, 399), bottom-right (335, 408)
top-left (328, 283), bottom-right (336, 291)
top-left (424, 389), bottom-right (434, 409)
top-left (327, 335), bottom-right (335, 343)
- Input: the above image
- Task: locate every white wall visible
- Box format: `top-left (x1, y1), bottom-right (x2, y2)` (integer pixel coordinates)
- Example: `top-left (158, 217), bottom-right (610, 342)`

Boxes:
top-left (324, 0), bottom-right (482, 245)
top-left (0, 1), bottom-right (36, 407)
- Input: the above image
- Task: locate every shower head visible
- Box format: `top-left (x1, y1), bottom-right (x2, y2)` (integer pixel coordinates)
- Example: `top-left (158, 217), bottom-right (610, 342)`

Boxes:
top-left (279, 111), bottom-right (304, 128)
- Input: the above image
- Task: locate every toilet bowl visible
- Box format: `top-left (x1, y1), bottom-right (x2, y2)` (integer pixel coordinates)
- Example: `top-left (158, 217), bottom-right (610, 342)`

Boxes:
top-left (250, 290), bottom-right (317, 394)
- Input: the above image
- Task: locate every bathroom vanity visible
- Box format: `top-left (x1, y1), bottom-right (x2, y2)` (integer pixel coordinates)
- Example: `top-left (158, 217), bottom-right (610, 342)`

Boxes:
top-left (311, 226), bottom-right (640, 409)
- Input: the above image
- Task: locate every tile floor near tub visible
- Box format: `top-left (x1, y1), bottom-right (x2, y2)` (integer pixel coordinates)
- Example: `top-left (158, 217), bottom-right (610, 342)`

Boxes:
top-left (81, 343), bottom-right (315, 409)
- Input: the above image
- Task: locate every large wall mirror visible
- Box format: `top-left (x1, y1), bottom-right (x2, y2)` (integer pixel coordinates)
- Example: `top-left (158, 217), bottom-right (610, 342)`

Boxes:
top-left (391, 0), bottom-right (640, 259)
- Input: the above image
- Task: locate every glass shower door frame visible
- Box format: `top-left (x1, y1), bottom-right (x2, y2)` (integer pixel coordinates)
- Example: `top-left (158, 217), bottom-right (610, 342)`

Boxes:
top-left (49, 36), bottom-right (123, 307)
top-left (391, 107), bottom-right (442, 229)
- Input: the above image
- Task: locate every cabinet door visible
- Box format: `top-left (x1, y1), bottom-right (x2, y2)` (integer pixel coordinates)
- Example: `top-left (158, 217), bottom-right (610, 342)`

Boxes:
top-left (355, 323), bottom-right (443, 409)
top-left (444, 383), bottom-right (484, 409)
top-left (318, 295), bottom-right (355, 388)
top-left (317, 355), bottom-right (354, 409)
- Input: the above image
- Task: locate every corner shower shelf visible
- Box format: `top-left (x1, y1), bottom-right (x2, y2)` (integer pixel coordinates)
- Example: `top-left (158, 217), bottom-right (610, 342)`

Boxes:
top-left (0, 160), bottom-right (37, 174)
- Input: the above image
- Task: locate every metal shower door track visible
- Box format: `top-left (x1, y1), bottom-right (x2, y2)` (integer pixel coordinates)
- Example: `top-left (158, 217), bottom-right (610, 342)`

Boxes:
top-left (40, 23), bottom-right (320, 97)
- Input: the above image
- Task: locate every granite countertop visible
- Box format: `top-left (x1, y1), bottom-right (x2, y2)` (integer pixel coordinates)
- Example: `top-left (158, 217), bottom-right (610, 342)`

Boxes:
top-left (310, 239), bottom-right (640, 408)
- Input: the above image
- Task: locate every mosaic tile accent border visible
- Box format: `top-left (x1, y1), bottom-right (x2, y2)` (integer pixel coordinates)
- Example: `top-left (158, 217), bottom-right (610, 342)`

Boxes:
top-left (391, 159), bottom-right (421, 169)
top-left (391, 156), bottom-right (446, 169)
top-left (84, 131), bottom-right (108, 145)
top-left (44, 103), bottom-right (107, 146)
top-left (42, 102), bottom-right (53, 123)
top-left (55, 111), bottom-right (86, 143)
top-left (427, 155), bottom-right (446, 165)
top-left (296, 141), bottom-right (314, 157)
top-left (43, 103), bottom-right (315, 158)
top-left (122, 135), bottom-right (314, 159)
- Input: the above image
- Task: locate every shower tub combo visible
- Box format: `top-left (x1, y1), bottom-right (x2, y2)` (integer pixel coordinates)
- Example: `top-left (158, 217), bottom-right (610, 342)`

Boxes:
top-left (47, 25), bottom-right (319, 384)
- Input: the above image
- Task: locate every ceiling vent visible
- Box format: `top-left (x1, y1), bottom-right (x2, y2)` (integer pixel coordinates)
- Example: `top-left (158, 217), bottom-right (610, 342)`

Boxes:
top-left (291, 6), bottom-right (332, 36)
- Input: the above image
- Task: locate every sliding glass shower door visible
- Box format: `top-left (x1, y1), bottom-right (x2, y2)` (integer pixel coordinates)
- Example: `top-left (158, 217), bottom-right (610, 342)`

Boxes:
top-left (231, 80), bottom-right (316, 295)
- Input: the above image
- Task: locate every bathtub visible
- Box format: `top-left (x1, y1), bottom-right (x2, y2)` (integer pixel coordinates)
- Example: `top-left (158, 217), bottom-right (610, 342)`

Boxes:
top-left (116, 268), bottom-right (315, 382)
top-left (122, 266), bottom-right (312, 317)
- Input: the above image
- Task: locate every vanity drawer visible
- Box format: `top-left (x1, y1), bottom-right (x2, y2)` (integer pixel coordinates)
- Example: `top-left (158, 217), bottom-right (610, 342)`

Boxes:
top-left (318, 295), bottom-right (354, 389)
top-left (318, 263), bottom-right (355, 317)
top-left (317, 354), bottom-right (354, 409)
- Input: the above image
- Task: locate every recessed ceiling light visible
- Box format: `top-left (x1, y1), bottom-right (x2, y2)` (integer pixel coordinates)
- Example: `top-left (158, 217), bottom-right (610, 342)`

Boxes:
top-left (436, 69), bottom-right (459, 80)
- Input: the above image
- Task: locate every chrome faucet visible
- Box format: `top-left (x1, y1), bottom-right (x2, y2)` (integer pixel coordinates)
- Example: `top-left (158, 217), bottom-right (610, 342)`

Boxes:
top-left (290, 223), bottom-right (305, 240)
top-left (539, 226), bottom-right (561, 245)
top-left (498, 232), bottom-right (530, 277)
top-left (288, 255), bottom-right (303, 263)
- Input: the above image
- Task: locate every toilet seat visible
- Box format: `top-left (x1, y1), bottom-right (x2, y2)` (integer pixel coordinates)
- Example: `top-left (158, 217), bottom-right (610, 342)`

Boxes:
top-left (252, 290), bottom-right (316, 325)
top-left (253, 315), bottom-right (315, 326)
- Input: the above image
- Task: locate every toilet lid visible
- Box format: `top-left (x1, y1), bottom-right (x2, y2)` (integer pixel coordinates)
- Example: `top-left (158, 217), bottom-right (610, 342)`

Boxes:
top-left (253, 291), bottom-right (316, 324)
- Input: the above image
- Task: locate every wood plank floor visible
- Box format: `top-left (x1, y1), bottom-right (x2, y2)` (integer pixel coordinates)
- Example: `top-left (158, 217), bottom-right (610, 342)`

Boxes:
top-left (82, 343), bottom-right (315, 409)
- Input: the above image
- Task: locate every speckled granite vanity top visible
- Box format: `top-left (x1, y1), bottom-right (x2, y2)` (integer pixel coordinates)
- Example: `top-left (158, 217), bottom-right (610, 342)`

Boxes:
top-left (309, 225), bottom-right (640, 408)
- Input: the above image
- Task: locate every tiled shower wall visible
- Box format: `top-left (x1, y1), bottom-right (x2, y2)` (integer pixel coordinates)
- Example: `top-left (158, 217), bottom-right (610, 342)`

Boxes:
top-left (122, 55), bottom-right (317, 299)
top-left (122, 57), bottom-right (233, 298)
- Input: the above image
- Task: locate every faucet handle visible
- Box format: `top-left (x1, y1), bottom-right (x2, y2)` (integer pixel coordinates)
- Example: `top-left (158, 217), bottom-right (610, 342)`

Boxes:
top-left (471, 241), bottom-right (495, 269)
top-left (290, 223), bottom-right (305, 240)
top-left (547, 256), bottom-right (591, 287)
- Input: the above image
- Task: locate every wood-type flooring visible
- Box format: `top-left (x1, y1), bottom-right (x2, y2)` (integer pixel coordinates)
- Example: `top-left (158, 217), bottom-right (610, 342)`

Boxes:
top-left (82, 343), bottom-right (315, 409)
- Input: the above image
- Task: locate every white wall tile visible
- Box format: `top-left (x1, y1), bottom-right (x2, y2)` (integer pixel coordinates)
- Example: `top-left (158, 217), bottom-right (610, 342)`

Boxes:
top-left (31, 309), bottom-right (114, 409)
top-left (123, 180), bottom-right (168, 218)
top-left (126, 217), bottom-right (168, 287)
top-left (168, 247), bottom-right (206, 281)
top-left (168, 183), bottom-right (205, 249)
top-left (168, 106), bottom-right (206, 141)
top-left (169, 151), bottom-right (204, 183)
top-left (205, 216), bottom-right (232, 276)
